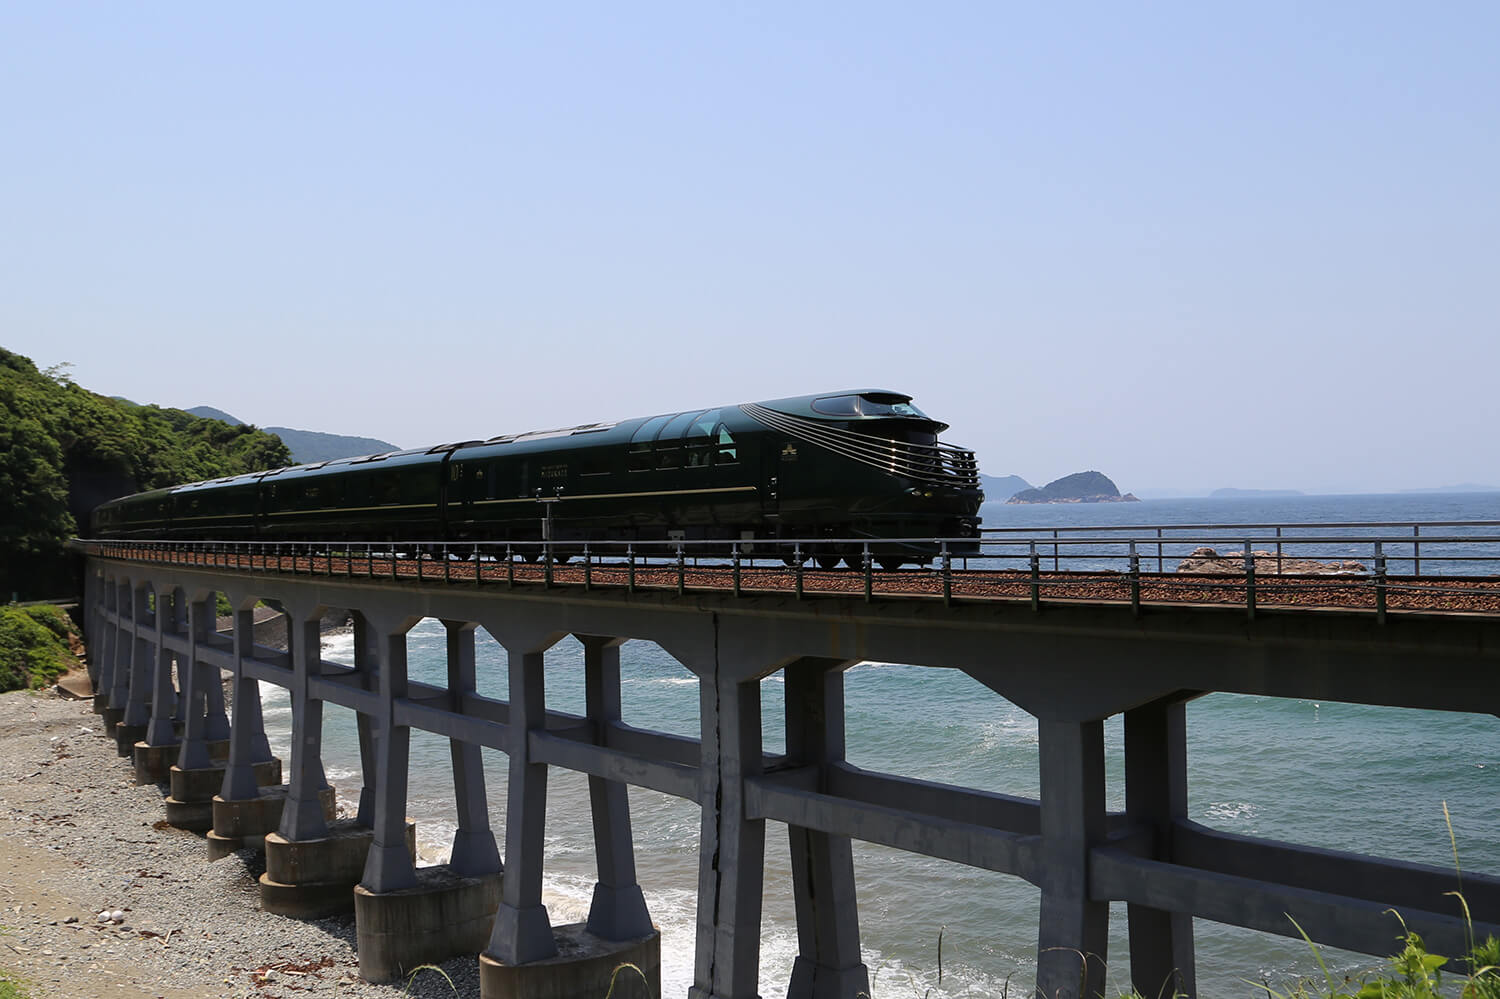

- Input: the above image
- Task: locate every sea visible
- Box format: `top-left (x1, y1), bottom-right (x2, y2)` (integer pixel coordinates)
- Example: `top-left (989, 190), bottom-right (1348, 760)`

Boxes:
top-left (257, 492), bottom-right (1500, 998)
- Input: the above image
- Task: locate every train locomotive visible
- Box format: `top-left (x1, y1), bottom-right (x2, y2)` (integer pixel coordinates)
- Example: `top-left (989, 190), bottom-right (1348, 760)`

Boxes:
top-left (91, 389), bottom-right (983, 568)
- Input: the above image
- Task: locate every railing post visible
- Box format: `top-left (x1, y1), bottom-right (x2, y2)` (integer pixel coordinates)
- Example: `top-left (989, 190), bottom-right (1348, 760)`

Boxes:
top-left (390, 542), bottom-right (397, 582)
top-left (1030, 541), bottom-right (1041, 612)
top-left (1129, 541), bottom-right (1141, 616)
top-left (626, 544), bottom-right (635, 593)
top-left (1053, 529), bottom-right (1060, 571)
top-left (1276, 526), bottom-right (1284, 575)
top-left (732, 543), bottom-right (742, 598)
top-left (444, 543), bottom-right (451, 584)
top-left (676, 543), bottom-right (686, 596)
top-left (1244, 540), bottom-right (1256, 620)
top-left (1156, 527), bottom-right (1164, 573)
top-left (506, 544), bottom-right (515, 588)
top-left (794, 543), bottom-right (804, 600)
top-left (942, 541), bottom-right (952, 607)
top-left (862, 543), bottom-right (873, 603)
top-left (1413, 524), bottom-right (1422, 577)
top-left (1375, 541), bottom-right (1387, 623)
top-left (583, 544), bottom-right (592, 590)
top-left (544, 542), bottom-right (553, 588)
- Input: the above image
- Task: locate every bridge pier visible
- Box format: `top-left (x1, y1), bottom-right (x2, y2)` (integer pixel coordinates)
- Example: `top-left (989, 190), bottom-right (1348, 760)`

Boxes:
top-left (783, 659), bottom-right (868, 999)
top-left (133, 586), bottom-right (182, 783)
top-left (114, 582), bottom-right (154, 754)
top-left (487, 642), bottom-right (557, 964)
top-left (1035, 718), bottom-right (1110, 999)
top-left (260, 599), bottom-right (357, 917)
top-left (688, 659), bottom-right (766, 999)
top-left (355, 616), bottom-right (502, 983)
top-left (90, 573), bottom-right (116, 715)
top-left (1124, 696), bottom-right (1196, 999)
top-left (210, 600), bottom-right (298, 857)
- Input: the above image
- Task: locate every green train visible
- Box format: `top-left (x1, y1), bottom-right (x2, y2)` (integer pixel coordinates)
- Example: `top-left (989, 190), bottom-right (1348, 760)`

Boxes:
top-left (91, 389), bottom-right (983, 568)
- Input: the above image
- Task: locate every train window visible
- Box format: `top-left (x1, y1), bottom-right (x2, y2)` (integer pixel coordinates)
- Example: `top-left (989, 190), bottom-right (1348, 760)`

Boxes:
top-left (631, 415), bottom-right (673, 443)
top-left (656, 446), bottom-right (680, 470)
top-left (811, 395), bottom-right (860, 417)
top-left (659, 410), bottom-right (704, 442)
top-left (685, 442), bottom-right (711, 468)
top-left (689, 410), bottom-right (720, 439)
top-left (579, 452), bottom-right (611, 476)
top-left (629, 442), bottom-right (653, 472)
top-left (716, 426), bottom-right (738, 464)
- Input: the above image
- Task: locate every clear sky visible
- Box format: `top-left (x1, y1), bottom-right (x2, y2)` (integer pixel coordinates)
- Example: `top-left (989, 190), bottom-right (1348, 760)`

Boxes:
top-left (4, 3), bottom-right (1496, 494)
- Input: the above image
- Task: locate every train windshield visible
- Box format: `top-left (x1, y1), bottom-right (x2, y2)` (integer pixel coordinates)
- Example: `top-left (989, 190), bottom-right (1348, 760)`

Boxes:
top-left (812, 393), bottom-right (929, 419)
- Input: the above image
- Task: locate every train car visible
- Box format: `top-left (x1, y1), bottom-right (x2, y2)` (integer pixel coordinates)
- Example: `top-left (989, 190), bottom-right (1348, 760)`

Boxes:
top-left (91, 389), bottom-right (983, 567)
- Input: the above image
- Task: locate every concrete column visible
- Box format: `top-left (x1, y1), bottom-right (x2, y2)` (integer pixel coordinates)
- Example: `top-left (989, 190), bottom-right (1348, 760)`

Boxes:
top-left (176, 595), bottom-right (218, 770)
top-left (93, 575), bottom-right (118, 710)
top-left (690, 671), bottom-right (765, 999)
top-left (784, 660), bottom-right (868, 999)
top-left (444, 621), bottom-right (501, 877)
top-left (222, 603), bottom-right (276, 800)
top-left (108, 580), bottom-right (136, 712)
top-left (353, 613), bottom-right (378, 827)
top-left (580, 635), bottom-right (651, 940)
top-left (143, 589), bottom-right (182, 747)
top-left (1125, 698), bottom-right (1195, 999)
top-left (121, 584), bottom-right (154, 727)
top-left (1035, 718), bottom-right (1110, 999)
top-left (202, 594), bottom-right (231, 743)
top-left (82, 568), bottom-right (100, 688)
top-left (278, 604), bottom-right (331, 841)
top-left (361, 621), bottom-right (419, 893)
top-left (486, 646), bottom-right (557, 964)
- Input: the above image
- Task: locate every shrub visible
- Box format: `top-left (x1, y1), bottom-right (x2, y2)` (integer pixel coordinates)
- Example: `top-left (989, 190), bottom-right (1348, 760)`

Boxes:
top-left (0, 604), bottom-right (76, 692)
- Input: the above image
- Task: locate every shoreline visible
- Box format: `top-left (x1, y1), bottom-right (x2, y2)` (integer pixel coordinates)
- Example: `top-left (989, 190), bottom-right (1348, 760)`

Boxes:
top-left (0, 685), bottom-right (479, 998)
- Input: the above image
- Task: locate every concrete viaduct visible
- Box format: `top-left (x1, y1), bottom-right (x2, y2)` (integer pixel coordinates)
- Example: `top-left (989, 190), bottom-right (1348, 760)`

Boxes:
top-left (75, 540), bottom-right (1500, 999)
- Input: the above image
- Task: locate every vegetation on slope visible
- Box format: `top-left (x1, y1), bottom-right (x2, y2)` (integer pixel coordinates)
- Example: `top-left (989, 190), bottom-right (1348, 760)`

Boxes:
top-left (0, 604), bottom-right (78, 693)
top-left (0, 347), bottom-right (291, 599)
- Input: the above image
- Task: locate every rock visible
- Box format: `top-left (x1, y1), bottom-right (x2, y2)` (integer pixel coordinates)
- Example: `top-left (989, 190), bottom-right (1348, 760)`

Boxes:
top-left (1176, 548), bottom-right (1367, 575)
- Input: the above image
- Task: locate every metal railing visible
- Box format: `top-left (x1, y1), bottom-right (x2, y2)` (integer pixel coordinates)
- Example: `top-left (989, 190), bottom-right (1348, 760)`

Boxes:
top-left (74, 521), bottom-right (1500, 620)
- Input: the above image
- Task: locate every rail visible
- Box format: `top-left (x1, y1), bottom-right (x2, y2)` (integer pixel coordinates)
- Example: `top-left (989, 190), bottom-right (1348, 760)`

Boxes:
top-left (74, 520), bottom-right (1500, 619)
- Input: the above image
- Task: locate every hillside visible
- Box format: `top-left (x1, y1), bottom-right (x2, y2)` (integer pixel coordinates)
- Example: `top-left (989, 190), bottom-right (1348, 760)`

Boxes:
top-left (980, 473), bottom-right (1032, 501)
top-left (1007, 470), bottom-right (1139, 504)
top-left (1, 349), bottom-right (291, 599)
top-left (186, 406), bottom-right (397, 464)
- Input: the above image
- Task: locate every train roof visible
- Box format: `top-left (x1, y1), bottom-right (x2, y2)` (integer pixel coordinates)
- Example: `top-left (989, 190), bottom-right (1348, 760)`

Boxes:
top-left (99, 388), bottom-right (948, 506)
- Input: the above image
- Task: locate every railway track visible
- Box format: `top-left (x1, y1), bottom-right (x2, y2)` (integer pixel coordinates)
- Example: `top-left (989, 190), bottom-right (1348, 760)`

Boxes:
top-left (82, 542), bottom-right (1500, 616)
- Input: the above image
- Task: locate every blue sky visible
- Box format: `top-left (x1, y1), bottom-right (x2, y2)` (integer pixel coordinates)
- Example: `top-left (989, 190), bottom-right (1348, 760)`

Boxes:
top-left (3, 3), bottom-right (1496, 493)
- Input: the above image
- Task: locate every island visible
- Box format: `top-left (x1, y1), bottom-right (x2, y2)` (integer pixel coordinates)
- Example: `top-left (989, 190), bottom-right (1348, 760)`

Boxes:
top-left (1006, 470), bottom-right (1139, 504)
top-left (1209, 488), bottom-right (1304, 499)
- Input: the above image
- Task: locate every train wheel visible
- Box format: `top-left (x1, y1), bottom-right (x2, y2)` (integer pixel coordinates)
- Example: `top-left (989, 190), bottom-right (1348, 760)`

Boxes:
top-left (878, 558), bottom-right (905, 571)
top-left (815, 554), bottom-right (840, 570)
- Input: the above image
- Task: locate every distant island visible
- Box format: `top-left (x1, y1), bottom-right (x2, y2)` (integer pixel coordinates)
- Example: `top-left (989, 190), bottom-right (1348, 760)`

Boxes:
top-left (1209, 487), bottom-right (1304, 498)
top-left (187, 406), bottom-right (398, 464)
top-left (979, 473), bottom-right (1033, 501)
top-left (1007, 470), bottom-right (1139, 504)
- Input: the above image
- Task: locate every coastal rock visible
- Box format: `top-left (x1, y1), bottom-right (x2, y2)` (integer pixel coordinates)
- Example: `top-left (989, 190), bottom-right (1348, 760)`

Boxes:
top-left (1176, 547), bottom-right (1367, 575)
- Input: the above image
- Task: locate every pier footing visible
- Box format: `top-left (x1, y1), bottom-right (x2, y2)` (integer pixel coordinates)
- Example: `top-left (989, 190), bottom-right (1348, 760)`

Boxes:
top-left (479, 924), bottom-right (660, 999)
top-left (113, 722), bottom-right (147, 757)
top-left (259, 818), bottom-right (416, 919)
top-left (164, 758), bottom-right (281, 831)
top-left (207, 785), bottom-right (338, 860)
top-left (353, 866), bottom-right (503, 983)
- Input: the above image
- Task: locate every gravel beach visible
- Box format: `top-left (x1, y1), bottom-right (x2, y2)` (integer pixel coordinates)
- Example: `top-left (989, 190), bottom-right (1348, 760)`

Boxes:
top-left (0, 684), bottom-right (481, 999)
